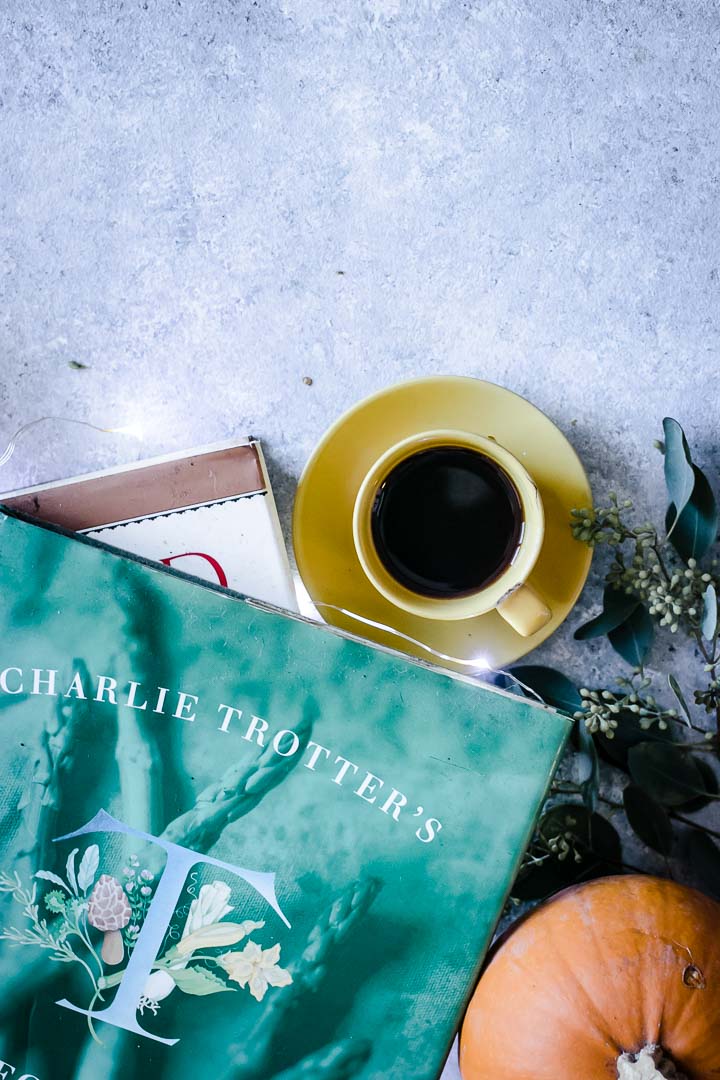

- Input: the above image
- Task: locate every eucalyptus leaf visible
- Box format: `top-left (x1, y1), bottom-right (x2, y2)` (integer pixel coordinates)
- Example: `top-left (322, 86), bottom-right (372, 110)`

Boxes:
top-left (511, 857), bottom-right (581, 901)
top-left (171, 966), bottom-right (233, 997)
top-left (681, 757), bottom-right (719, 812)
top-left (628, 742), bottom-right (707, 806)
top-left (667, 674), bottom-right (692, 728)
top-left (622, 784), bottom-right (674, 855)
top-left (509, 665), bottom-right (582, 716)
top-left (663, 417), bottom-right (696, 529)
top-left (702, 583), bottom-right (718, 642)
top-left (665, 466), bottom-right (719, 562)
top-left (607, 604), bottom-right (653, 668)
top-left (574, 586), bottom-right (640, 641)
top-left (683, 830), bottom-right (720, 901)
top-left (596, 712), bottom-right (673, 771)
top-left (513, 807), bottom-right (621, 901)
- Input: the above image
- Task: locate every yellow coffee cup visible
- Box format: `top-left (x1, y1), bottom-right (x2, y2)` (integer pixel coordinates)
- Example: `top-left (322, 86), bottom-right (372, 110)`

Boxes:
top-left (352, 429), bottom-right (551, 636)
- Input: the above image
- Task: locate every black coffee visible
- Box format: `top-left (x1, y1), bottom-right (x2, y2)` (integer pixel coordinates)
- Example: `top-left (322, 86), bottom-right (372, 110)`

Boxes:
top-left (370, 446), bottom-right (522, 598)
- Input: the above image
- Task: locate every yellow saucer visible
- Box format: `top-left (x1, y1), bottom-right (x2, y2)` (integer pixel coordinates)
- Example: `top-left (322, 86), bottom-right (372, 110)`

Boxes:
top-left (293, 377), bottom-right (592, 671)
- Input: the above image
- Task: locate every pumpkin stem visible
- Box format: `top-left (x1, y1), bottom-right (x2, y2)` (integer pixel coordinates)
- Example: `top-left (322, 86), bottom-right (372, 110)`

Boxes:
top-left (617, 1045), bottom-right (688, 1080)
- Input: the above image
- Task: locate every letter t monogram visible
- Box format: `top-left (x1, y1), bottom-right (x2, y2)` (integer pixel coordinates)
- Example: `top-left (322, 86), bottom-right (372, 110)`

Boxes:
top-left (53, 810), bottom-right (289, 1045)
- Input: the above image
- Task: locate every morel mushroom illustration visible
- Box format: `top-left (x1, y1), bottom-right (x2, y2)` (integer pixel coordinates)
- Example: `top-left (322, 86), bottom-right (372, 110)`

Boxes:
top-left (88, 874), bottom-right (131, 965)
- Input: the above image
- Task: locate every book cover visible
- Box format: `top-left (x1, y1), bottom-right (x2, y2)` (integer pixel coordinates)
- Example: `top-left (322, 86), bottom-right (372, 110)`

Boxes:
top-left (0, 439), bottom-right (296, 611)
top-left (0, 508), bottom-right (569, 1080)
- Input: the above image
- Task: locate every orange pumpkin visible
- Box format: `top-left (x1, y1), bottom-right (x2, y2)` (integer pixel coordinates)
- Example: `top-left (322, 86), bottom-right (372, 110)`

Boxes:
top-left (460, 876), bottom-right (720, 1080)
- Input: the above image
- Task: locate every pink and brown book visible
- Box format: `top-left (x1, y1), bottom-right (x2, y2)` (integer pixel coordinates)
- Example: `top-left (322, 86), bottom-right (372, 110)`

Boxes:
top-left (1, 438), bottom-right (296, 611)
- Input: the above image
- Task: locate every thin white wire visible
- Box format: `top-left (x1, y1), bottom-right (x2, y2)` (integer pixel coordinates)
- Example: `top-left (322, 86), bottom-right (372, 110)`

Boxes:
top-left (0, 417), bottom-right (126, 469)
top-left (0, 421), bottom-right (545, 705)
top-left (314, 601), bottom-right (545, 702)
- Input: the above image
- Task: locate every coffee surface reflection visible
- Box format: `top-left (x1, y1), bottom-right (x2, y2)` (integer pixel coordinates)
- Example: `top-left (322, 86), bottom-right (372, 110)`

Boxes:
top-left (370, 446), bottom-right (522, 599)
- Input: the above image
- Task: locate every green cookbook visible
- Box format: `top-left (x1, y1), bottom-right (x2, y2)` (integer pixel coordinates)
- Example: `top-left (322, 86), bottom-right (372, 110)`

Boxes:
top-left (0, 507), bottom-right (569, 1080)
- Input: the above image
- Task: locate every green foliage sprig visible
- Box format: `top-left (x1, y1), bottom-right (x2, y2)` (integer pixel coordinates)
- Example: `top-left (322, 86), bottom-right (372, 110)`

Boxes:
top-left (510, 418), bottom-right (720, 905)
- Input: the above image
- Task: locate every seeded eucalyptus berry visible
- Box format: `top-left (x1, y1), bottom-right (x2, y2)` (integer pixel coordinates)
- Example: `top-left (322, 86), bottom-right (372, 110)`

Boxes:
top-left (513, 418), bottom-right (720, 903)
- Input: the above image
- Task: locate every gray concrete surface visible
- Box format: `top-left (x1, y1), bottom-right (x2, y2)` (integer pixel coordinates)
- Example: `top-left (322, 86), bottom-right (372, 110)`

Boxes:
top-left (2, 0), bottom-right (718, 728)
top-left (1, 3), bottom-right (719, 1077)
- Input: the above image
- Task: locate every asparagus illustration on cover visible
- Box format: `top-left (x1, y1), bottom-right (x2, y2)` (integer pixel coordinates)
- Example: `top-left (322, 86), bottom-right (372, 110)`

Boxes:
top-left (0, 508), bottom-right (569, 1079)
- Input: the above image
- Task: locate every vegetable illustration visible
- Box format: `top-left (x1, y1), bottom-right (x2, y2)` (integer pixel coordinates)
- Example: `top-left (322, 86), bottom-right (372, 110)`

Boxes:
top-left (139, 970), bottom-right (175, 1013)
top-left (135, 880), bottom-right (274, 1013)
top-left (220, 941), bottom-right (292, 1002)
top-left (230, 875), bottom-right (381, 1077)
top-left (0, 631), bottom-right (319, 1069)
top-left (1, 849), bottom-right (293, 1045)
top-left (460, 876), bottom-right (720, 1080)
top-left (87, 874), bottom-right (131, 965)
top-left (182, 880), bottom-right (233, 936)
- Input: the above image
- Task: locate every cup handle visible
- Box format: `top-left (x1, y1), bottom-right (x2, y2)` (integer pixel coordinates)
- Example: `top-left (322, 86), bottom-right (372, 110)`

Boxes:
top-left (496, 584), bottom-right (551, 637)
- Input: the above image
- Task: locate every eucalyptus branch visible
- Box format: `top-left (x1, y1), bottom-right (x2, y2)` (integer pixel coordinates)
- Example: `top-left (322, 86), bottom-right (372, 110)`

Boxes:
top-left (524, 416), bottom-right (720, 898)
top-left (517, 419), bottom-right (720, 901)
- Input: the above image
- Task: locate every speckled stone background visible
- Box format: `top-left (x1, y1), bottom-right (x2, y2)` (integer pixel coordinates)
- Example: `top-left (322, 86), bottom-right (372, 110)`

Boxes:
top-left (1, 2), bottom-right (719, 1077)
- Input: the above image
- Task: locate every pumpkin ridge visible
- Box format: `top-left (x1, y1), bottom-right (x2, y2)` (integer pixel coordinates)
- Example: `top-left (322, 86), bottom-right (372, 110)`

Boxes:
top-left (539, 921), bottom-right (618, 1053)
top-left (637, 887), bottom-right (718, 1074)
top-left (578, 883), bottom-right (632, 1056)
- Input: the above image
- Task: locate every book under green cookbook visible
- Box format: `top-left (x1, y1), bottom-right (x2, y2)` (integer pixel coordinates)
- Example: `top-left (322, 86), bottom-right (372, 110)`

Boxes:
top-left (0, 507), bottom-right (569, 1080)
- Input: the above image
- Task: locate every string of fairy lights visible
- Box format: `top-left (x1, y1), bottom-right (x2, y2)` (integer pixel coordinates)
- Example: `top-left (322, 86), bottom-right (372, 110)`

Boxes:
top-left (0, 416), bottom-right (143, 470)
top-left (0, 416), bottom-right (542, 700)
top-left (310, 601), bottom-right (543, 700)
